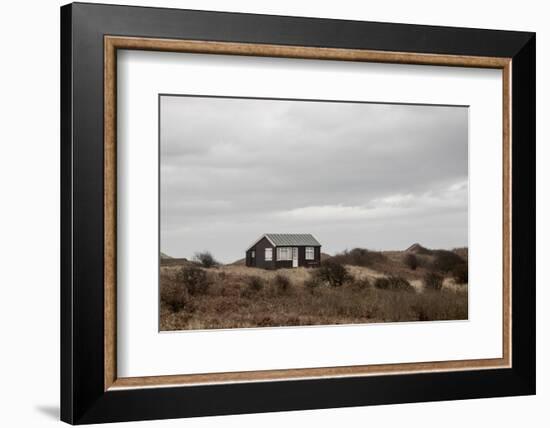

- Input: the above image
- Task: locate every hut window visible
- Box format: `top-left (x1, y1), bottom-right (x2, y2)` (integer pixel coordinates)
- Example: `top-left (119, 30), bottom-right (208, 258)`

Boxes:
top-left (251, 250), bottom-right (255, 258)
top-left (277, 247), bottom-right (292, 261)
top-left (305, 247), bottom-right (314, 260)
top-left (265, 248), bottom-right (272, 261)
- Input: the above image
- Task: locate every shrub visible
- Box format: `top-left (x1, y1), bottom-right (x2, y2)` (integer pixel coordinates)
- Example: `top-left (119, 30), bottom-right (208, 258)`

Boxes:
top-left (452, 247), bottom-right (468, 260)
top-left (314, 260), bottom-right (352, 287)
top-left (331, 248), bottom-right (386, 267)
top-left (404, 253), bottom-right (418, 270)
top-left (424, 272), bottom-right (444, 291)
top-left (241, 275), bottom-right (265, 297)
top-left (374, 275), bottom-right (414, 292)
top-left (431, 250), bottom-right (465, 273)
top-left (388, 275), bottom-right (414, 292)
top-left (193, 251), bottom-right (219, 268)
top-left (175, 266), bottom-right (209, 295)
top-left (304, 276), bottom-right (322, 294)
top-left (452, 263), bottom-right (468, 284)
top-left (160, 281), bottom-right (189, 312)
top-left (374, 277), bottom-right (389, 290)
top-left (350, 277), bottom-right (371, 292)
top-left (272, 274), bottom-right (292, 294)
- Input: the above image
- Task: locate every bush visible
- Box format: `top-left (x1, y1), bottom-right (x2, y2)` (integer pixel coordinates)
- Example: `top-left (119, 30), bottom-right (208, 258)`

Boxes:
top-left (431, 250), bottom-right (465, 273)
top-left (350, 277), bottom-right (371, 292)
top-left (387, 275), bottom-right (414, 292)
top-left (160, 281), bottom-right (189, 312)
top-left (193, 251), bottom-right (219, 268)
top-left (374, 275), bottom-right (414, 292)
top-left (304, 276), bottom-right (322, 294)
top-left (175, 266), bottom-right (209, 295)
top-left (373, 277), bottom-right (389, 290)
top-left (331, 248), bottom-right (386, 267)
top-left (248, 276), bottom-right (265, 293)
top-left (424, 272), bottom-right (444, 291)
top-left (314, 260), bottom-right (352, 287)
top-left (452, 263), bottom-right (468, 284)
top-left (404, 253), bottom-right (418, 270)
top-left (241, 276), bottom-right (265, 298)
top-left (272, 274), bottom-right (292, 294)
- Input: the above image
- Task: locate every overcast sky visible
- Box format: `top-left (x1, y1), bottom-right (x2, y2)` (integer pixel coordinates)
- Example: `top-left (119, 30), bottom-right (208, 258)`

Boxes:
top-left (160, 95), bottom-right (468, 263)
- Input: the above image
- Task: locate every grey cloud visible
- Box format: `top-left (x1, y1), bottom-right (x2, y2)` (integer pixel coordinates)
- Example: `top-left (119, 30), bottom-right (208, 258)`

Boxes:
top-left (160, 95), bottom-right (468, 263)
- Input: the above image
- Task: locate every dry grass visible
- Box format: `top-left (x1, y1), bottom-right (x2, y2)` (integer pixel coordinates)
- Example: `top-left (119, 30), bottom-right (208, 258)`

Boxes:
top-left (160, 262), bottom-right (468, 331)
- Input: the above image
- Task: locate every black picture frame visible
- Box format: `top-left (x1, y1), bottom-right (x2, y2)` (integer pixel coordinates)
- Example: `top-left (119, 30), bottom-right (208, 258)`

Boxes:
top-left (61, 2), bottom-right (535, 424)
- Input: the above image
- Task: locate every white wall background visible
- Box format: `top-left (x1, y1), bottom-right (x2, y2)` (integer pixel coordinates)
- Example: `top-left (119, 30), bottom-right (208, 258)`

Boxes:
top-left (0, 0), bottom-right (545, 426)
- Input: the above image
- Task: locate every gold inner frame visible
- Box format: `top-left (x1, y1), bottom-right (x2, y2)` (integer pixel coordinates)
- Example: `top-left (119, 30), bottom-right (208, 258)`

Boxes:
top-left (104, 35), bottom-right (512, 391)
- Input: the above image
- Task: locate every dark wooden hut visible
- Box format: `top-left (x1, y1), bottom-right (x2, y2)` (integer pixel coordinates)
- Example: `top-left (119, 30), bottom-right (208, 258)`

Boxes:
top-left (245, 233), bottom-right (321, 269)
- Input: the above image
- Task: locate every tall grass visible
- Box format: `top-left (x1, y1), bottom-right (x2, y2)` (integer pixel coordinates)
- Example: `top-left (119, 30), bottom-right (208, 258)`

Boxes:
top-left (423, 272), bottom-right (444, 291)
top-left (160, 265), bottom-right (468, 331)
top-left (373, 275), bottom-right (414, 292)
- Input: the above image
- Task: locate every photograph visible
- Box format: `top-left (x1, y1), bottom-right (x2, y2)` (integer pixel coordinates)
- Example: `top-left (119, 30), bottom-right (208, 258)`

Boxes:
top-left (56, 3), bottom-right (536, 424)
top-left (159, 95), bottom-right (469, 331)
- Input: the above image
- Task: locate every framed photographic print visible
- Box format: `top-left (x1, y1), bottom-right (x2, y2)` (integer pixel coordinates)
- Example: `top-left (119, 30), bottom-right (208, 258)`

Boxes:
top-left (60, 2), bottom-right (535, 424)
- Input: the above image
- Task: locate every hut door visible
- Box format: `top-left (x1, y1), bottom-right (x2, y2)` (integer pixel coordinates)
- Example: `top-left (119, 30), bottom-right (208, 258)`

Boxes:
top-left (292, 247), bottom-right (298, 267)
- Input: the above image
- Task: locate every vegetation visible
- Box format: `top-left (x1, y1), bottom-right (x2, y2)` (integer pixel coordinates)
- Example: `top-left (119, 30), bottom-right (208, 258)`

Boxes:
top-left (403, 253), bottom-right (418, 270)
top-left (423, 272), bottom-right (444, 291)
top-left (175, 266), bottom-right (210, 296)
top-left (193, 251), bottom-right (219, 268)
top-left (431, 250), bottom-right (465, 273)
top-left (160, 280), bottom-right (189, 312)
top-left (247, 275), bottom-right (265, 293)
top-left (350, 277), bottom-right (371, 292)
top-left (314, 260), bottom-right (352, 287)
top-left (272, 274), bottom-right (292, 295)
top-left (373, 275), bottom-right (414, 292)
top-left (304, 276), bottom-right (322, 294)
top-left (331, 247), bottom-right (387, 267)
top-left (452, 263), bottom-right (468, 284)
top-left (159, 244), bottom-right (468, 330)
top-left (160, 264), bottom-right (467, 330)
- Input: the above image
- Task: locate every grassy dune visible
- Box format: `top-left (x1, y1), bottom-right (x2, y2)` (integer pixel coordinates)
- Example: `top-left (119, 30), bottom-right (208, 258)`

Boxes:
top-left (159, 257), bottom-right (468, 331)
